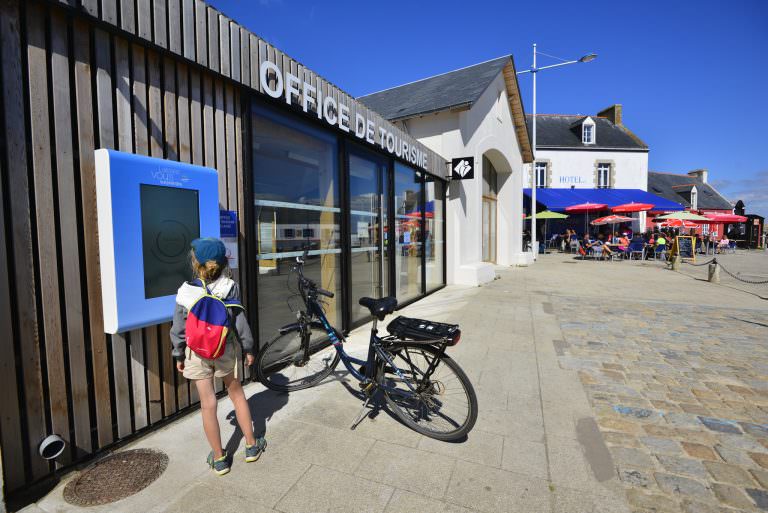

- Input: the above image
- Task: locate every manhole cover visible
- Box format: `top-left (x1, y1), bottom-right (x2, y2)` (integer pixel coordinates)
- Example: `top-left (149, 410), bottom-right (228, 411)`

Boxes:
top-left (63, 449), bottom-right (168, 507)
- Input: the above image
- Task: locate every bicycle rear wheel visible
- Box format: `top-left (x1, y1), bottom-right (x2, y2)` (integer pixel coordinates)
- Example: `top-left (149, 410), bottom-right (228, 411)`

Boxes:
top-left (255, 327), bottom-right (340, 392)
top-left (378, 343), bottom-right (477, 441)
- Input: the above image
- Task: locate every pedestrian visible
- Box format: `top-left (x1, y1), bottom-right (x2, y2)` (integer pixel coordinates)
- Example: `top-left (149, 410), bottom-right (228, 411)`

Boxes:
top-left (170, 237), bottom-right (266, 476)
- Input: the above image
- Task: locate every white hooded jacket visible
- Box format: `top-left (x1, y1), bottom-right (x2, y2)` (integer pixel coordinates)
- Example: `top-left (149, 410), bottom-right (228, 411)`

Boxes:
top-left (169, 276), bottom-right (254, 361)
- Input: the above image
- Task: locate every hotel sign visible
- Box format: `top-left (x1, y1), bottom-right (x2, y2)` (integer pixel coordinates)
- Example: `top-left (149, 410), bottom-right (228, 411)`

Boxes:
top-left (260, 61), bottom-right (429, 170)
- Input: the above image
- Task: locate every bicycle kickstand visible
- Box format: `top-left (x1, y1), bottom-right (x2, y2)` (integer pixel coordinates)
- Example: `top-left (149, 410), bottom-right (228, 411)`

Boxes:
top-left (350, 384), bottom-right (375, 430)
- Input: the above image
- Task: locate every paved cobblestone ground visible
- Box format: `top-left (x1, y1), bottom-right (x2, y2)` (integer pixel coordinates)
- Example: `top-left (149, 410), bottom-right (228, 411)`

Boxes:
top-left (556, 300), bottom-right (768, 512)
top-left (546, 251), bottom-right (768, 512)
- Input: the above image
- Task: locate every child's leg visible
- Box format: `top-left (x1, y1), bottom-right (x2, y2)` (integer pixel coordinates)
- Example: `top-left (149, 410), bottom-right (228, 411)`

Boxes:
top-left (222, 373), bottom-right (257, 446)
top-left (195, 378), bottom-right (224, 458)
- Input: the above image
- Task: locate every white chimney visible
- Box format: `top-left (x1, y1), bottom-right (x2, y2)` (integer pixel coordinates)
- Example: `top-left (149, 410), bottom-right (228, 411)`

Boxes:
top-left (687, 169), bottom-right (708, 184)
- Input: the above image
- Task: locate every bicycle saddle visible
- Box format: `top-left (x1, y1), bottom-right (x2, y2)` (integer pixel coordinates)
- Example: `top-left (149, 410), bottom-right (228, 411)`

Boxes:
top-left (358, 296), bottom-right (398, 321)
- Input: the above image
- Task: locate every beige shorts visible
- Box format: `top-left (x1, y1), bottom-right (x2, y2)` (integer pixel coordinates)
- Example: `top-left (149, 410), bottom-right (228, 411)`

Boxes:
top-left (182, 341), bottom-right (240, 380)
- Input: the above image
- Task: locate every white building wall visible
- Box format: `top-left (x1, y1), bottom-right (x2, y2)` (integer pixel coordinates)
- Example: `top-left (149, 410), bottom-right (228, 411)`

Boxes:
top-left (402, 73), bottom-right (530, 286)
top-left (530, 149), bottom-right (648, 190)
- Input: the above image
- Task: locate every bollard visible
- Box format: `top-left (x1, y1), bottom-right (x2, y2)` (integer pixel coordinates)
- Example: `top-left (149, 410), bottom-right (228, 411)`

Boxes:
top-left (671, 255), bottom-right (681, 271)
top-left (708, 263), bottom-right (720, 283)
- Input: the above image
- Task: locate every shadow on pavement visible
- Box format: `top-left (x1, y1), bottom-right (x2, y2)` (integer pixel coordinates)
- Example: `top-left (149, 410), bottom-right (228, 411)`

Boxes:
top-left (224, 378), bottom-right (289, 455)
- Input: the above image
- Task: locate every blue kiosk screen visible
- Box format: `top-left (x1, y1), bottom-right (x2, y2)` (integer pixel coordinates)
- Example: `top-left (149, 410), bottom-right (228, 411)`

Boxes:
top-left (140, 184), bottom-right (200, 299)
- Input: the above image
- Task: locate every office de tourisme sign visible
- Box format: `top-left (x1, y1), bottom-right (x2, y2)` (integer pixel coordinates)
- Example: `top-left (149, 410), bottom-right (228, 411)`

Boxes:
top-left (260, 61), bottom-right (429, 170)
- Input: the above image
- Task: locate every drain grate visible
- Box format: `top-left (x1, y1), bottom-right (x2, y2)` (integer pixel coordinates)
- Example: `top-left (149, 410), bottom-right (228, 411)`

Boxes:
top-left (63, 448), bottom-right (168, 507)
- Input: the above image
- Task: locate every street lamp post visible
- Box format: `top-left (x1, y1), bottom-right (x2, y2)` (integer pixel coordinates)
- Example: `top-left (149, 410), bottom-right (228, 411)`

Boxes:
top-left (518, 45), bottom-right (596, 260)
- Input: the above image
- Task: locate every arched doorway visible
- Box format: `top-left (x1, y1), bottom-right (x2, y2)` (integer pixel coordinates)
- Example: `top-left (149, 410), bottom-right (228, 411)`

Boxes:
top-left (482, 155), bottom-right (498, 263)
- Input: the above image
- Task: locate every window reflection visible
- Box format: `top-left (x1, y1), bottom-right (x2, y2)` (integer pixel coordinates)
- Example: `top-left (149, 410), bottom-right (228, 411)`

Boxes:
top-left (425, 178), bottom-right (445, 290)
top-left (394, 163), bottom-right (423, 302)
top-left (349, 153), bottom-right (387, 323)
top-left (252, 107), bottom-right (341, 343)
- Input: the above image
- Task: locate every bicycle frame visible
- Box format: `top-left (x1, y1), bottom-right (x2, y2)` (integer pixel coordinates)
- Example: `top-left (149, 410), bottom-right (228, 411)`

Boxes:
top-left (302, 293), bottom-right (420, 396)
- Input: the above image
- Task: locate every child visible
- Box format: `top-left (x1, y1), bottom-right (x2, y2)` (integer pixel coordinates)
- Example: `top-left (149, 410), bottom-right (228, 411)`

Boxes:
top-left (170, 237), bottom-right (265, 476)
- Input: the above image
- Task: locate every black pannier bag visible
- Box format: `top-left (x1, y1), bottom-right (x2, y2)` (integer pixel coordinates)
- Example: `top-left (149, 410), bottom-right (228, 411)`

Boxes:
top-left (386, 316), bottom-right (462, 346)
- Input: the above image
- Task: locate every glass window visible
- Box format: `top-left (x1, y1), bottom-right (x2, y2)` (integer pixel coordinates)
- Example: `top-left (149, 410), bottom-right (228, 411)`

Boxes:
top-left (583, 124), bottom-right (594, 144)
top-left (349, 153), bottom-right (387, 323)
top-left (482, 157), bottom-right (497, 262)
top-left (535, 162), bottom-right (547, 188)
top-left (597, 163), bottom-right (611, 189)
top-left (394, 163), bottom-right (423, 302)
top-left (425, 178), bottom-right (445, 291)
top-left (252, 107), bottom-right (341, 343)
top-left (482, 156), bottom-right (498, 197)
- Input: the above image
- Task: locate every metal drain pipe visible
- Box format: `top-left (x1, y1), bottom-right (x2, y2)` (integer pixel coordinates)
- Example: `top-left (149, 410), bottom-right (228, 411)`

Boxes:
top-left (38, 434), bottom-right (67, 460)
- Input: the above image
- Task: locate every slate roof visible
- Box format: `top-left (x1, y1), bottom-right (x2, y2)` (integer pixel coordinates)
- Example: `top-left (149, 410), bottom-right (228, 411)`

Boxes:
top-left (647, 172), bottom-right (733, 210)
top-left (526, 114), bottom-right (647, 151)
top-left (357, 56), bottom-right (511, 121)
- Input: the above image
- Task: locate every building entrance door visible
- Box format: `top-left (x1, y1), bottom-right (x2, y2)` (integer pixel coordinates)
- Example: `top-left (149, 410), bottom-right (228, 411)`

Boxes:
top-left (481, 155), bottom-right (498, 263)
top-left (482, 197), bottom-right (497, 263)
top-left (347, 151), bottom-right (388, 324)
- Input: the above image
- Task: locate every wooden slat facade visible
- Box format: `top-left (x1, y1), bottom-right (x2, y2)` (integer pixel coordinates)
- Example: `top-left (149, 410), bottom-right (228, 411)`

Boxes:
top-left (0, 0), bottom-right (446, 496)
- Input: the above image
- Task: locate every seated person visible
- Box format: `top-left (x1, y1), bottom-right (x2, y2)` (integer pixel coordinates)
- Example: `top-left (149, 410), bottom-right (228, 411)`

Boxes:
top-left (655, 234), bottom-right (667, 248)
top-left (593, 234), bottom-right (613, 258)
top-left (717, 235), bottom-right (730, 253)
top-left (618, 234), bottom-right (630, 252)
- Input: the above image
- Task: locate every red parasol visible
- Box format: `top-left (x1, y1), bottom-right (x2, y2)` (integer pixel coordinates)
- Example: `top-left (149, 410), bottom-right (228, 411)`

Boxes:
top-left (565, 202), bottom-right (607, 213)
top-left (566, 202), bottom-right (608, 234)
top-left (704, 213), bottom-right (747, 223)
top-left (591, 215), bottom-right (634, 226)
top-left (654, 219), bottom-right (698, 228)
top-left (611, 202), bottom-right (654, 213)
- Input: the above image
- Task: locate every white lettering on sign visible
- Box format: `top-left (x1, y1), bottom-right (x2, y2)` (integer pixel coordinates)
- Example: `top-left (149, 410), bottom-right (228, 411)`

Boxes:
top-left (259, 60), bottom-right (429, 170)
top-left (559, 176), bottom-right (585, 184)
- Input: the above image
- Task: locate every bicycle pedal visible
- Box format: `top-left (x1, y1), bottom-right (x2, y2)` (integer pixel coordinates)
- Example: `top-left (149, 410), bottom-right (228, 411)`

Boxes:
top-left (358, 379), bottom-right (375, 392)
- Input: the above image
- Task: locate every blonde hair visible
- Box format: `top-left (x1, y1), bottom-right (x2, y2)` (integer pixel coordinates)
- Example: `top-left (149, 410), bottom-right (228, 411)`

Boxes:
top-left (189, 250), bottom-right (230, 282)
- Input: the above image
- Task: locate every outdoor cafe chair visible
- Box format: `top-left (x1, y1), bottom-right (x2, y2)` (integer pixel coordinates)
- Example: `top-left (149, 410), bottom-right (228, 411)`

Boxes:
top-left (628, 241), bottom-right (645, 260)
top-left (727, 241), bottom-right (737, 254)
top-left (569, 239), bottom-right (579, 254)
top-left (654, 244), bottom-right (667, 261)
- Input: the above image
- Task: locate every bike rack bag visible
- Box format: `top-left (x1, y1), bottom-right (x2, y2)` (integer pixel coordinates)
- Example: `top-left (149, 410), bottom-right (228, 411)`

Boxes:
top-left (386, 316), bottom-right (461, 346)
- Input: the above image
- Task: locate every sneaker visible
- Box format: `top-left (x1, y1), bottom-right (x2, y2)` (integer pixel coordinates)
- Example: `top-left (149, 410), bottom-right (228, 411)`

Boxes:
top-left (206, 451), bottom-right (230, 476)
top-left (244, 437), bottom-right (267, 463)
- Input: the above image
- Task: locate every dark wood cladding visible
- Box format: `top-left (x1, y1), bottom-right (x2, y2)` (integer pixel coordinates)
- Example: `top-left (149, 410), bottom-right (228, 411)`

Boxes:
top-left (53, 0), bottom-right (445, 178)
top-left (2, 0), bottom-right (445, 495)
top-left (0, 0), bottom-right (247, 493)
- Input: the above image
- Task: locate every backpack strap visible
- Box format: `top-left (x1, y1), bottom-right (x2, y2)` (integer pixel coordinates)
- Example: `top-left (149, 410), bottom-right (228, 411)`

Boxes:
top-left (192, 278), bottom-right (213, 295)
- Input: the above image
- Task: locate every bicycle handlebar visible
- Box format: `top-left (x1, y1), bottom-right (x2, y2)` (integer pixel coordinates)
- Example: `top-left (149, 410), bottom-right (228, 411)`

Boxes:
top-left (294, 248), bottom-right (334, 299)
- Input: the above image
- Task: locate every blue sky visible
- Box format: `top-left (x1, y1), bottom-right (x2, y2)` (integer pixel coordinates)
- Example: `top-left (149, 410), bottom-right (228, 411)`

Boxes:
top-left (210, 0), bottom-right (768, 217)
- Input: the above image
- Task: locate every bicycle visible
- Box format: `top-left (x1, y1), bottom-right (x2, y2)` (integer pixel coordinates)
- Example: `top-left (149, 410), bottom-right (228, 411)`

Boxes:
top-left (255, 250), bottom-right (478, 441)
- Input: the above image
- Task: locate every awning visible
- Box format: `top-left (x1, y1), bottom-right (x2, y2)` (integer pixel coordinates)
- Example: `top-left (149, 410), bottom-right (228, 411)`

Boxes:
top-left (523, 188), bottom-right (684, 212)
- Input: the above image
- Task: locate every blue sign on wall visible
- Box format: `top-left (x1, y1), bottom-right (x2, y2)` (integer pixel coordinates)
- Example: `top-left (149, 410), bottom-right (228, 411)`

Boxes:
top-left (220, 210), bottom-right (238, 238)
top-left (95, 149), bottom-right (219, 334)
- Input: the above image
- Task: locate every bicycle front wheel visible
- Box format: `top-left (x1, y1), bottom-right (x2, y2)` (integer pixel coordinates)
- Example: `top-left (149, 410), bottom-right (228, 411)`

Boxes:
top-left (378, 343), bottom-right (477, 441)
top-left (255, 327), bottom-right (340, 392)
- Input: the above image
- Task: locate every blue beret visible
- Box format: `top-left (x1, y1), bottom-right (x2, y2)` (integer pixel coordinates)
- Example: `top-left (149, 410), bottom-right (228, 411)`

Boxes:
top-left (191, 238), bottom-right (227, 265)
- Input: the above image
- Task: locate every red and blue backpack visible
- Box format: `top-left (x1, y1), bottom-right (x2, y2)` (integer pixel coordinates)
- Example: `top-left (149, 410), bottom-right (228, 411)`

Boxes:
top-left (185, 279), bottom-right (244, 360)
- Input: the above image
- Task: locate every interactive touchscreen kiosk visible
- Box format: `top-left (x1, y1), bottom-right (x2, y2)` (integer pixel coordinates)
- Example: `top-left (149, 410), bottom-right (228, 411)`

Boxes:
top-left (95, 149), bottom-right (219, 334)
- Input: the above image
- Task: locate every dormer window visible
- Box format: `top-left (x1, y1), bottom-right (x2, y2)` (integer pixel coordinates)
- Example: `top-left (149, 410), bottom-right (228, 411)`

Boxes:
top-left (690, 186), bottom-right (698, 210)
top-left (582, 124), bottom-right (594, 144)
